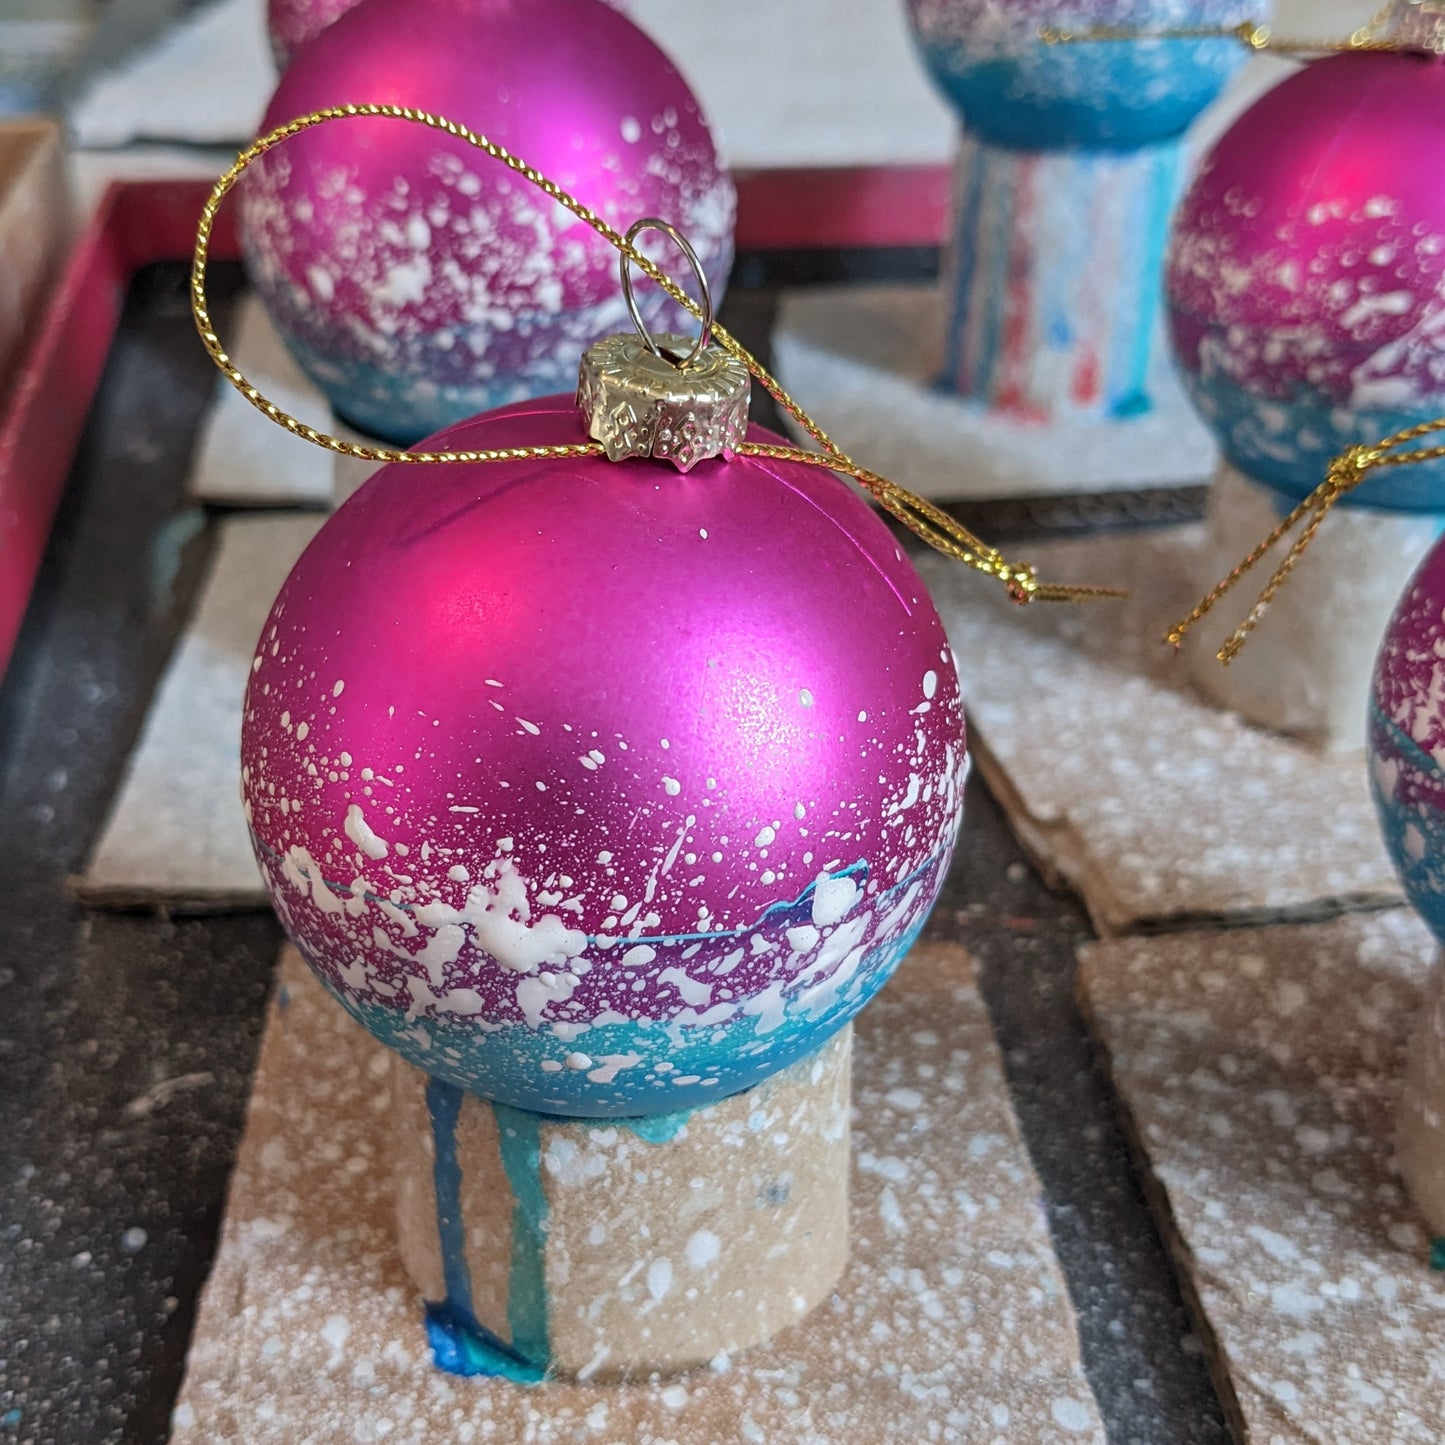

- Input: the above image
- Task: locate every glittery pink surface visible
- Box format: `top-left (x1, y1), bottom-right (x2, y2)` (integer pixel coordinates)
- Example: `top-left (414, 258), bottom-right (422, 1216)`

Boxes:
top-left (1372, 540), bottom-right (1445, 754)
top-left (240, 0), bottom-right (734, 444)
top-left (1369, 536), bottom-right (1445, 948)
top-left (266, 0), bottom-right (358, 65)
top-left (267, 0), bottom-right (632, 60)
top-left (1168, 51), bottom-right (1445, 404)
top-left (239, 398), bottom-right (967, 1113)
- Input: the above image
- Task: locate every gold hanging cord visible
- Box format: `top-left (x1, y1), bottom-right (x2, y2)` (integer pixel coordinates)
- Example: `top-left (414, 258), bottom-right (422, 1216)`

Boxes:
top-left (191, 104), bottom-right (1124, 606)
top-left (1040, 2), bottom-right (1434, 58)
top-left (1164, 422), bottom-right (1445, 662)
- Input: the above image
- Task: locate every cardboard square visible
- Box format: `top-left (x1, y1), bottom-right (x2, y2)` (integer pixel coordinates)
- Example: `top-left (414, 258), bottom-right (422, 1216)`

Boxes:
top-left (188, 295), bottom-right (332, 507)
top-left (771, 282), bottom-right (1218, 501)
top-left (1078, 911), bottom-right (1445, 1444)
top-left (77, 514), bottom-right (320, 909)
top-left (915, 530), bottom-right (1400, 934)
top-left (170, 942), bottom-right (1106, 1443)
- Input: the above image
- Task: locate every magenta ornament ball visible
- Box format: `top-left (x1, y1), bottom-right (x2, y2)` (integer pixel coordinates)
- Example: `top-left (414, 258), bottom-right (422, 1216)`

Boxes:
top-left (1370, 538), bottom-right (1445, 944)
top-left (267, 0), bottom-right (632, 63)
top-left (266, 0), bottom-right (358, 66)
top-left (241, 397), bottom-right (968, 1116)
top-left (1167, 52), bottom-right (1445, 510)
top-left (240, 0), bottom-right (734, 446)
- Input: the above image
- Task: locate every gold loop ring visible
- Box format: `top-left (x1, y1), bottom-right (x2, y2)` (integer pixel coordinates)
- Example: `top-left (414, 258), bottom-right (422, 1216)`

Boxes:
top-left (620, 216), bottom-right (712, 369)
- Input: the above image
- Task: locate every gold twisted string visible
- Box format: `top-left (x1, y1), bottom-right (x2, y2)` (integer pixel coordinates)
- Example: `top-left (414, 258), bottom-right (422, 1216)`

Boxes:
top-left (1165, 419), bottom-right (1445, 662)
top-left (191, 104), bottom-right (1125, 606)
top-left (1040, 3), bottom-right (1427, 57)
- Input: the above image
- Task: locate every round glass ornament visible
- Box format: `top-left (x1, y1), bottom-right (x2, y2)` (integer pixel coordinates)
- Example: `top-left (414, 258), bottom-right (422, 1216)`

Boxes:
top-left (240, 0), bottom-right (734, 446)
top-left (268, 0), bottom-right (633, 64)
top-left (241, 397), bottom-right (968, 1116)
top-left (1168, 50), bottom-right (1445, 511)
top-left (902, 0), bottom-right (1252, 151)
top-left (1370, 540), bottom-right (1445, 938)
top-left (266, 0), bottom-right (357, 65)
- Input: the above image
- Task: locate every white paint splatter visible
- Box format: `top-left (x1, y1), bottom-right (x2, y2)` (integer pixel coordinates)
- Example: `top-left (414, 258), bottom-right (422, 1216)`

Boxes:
top-left (686, 1229), bottom-right (721, 1269)
top-left (811, 873), bottom-right (860, 927)
top-left (587, 1052), bottom-right (643, 1084)
top-left (344, 804), bottom-right (388, 860)
top-left (646, 1257), bottom-right (673, 1302)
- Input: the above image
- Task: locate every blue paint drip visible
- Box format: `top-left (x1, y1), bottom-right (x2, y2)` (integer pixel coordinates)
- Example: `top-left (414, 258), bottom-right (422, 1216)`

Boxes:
top-left (420, 1089), bottom-right (701, 1380)
top-left (423, 1078), bottom-right (546, 1382)
top-left (1110, 141), bottom-right (1180, 420)
top-left (493, 1105), bottom-right (551, 1367)
top-left (423, 1300), bottom-right (545, 1383)
top-left (613, 1105), bottom-right (697, 1145)
top-left (426, 1079), bottom-right (473, 1314)
top-left (976, 144), bottom-right (1014, 405)
top-left (943, 143), bottom-right (987, 391)
top-left (943, 138), bottom-right (1182, 416)
top-left (1037, 155), bottom-right (1088, 382)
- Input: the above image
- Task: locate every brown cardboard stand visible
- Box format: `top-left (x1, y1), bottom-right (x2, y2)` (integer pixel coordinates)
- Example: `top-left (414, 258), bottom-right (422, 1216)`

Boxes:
top-left (1186, 466), bottom-right (1441, 753)
top-left (170, 941), bottom-right (1107, 1443)
top-left (388, 1031), bottom-right (852, 1381)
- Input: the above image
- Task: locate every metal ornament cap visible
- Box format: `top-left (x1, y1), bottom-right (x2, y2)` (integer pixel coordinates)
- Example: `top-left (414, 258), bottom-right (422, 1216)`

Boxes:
top-left (578, 215), bottom-right (750, 473)
top-left (578, 331), bottom-right (750, 472)
top-left (1387, 0), bottom-right (1445, 53)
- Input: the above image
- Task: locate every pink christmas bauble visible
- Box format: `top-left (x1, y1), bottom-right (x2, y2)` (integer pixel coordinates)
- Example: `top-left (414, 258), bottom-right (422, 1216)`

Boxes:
top-left (241, 397), bottom-right (968, 1117)
top-left (241, 0), bottom-right (734, 446)
top-left (267, 0), bottom-right (359, 66)
top-left (267, 0), bottom-right (631, 65)
top-left (1167, 51), bottom-right (1445, 510)
top-left (1371, 537), bottom-right (1445, 944)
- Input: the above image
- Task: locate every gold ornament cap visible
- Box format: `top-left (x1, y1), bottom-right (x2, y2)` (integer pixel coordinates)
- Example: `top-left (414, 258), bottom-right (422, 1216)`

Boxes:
top-left (1386, 0), bottom-right (1445, 52)
top-left (577, 217), bottom-right (749, 473)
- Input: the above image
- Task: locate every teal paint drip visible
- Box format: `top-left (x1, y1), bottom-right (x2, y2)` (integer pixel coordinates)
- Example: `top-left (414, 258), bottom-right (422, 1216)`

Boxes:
top-left (423, 1302), bottom-right (544, 1383)
top-left (943, 142), bottom-right (988, 392)
top-left (423, 1078), bottom-right (544, 1383)
top-left (494, 1104), bottom-right (551, 1367)
top-left (976, 142), bottom-right (1015, 405)
top-left (426, 1078), bottom-right (473, 1314)
top-left (1110, 140), bottom-right (1180, 421)
top-left (614, 1105), bottom-right (696, 1144)
top-left (1430, 1238), bottom-right (1445, 1272)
